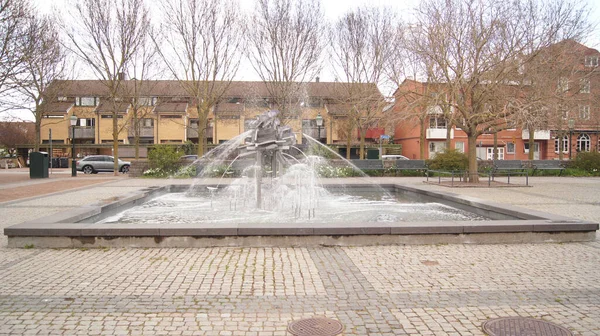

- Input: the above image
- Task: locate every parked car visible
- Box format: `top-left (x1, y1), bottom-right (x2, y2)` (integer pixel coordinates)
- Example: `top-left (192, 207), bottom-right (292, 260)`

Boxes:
top-left (76, 155), bottom-right (131, 174)
top-left (180, 155), bottom-right (198, 162)
top-left (382, 155), bottom-right (410, 160)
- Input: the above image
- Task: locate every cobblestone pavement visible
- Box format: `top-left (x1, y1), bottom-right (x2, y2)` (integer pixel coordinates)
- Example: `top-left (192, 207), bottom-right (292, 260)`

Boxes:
top-left (0, 175), bottom-right (599, 335)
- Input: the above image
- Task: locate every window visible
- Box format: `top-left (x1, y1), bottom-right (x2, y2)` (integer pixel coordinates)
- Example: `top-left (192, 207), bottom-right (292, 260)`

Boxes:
top-left (80, 118), bottom-right (95, 127)
top-left (557, 77), bottom-right (569, 93)
top-left (577, 133), bottom-right (591, 152)
top-left (58, 96), bottom-right (68, 102)
top-left (160, 139), bottom-right (183, 144)
top-left (100, 114), bottom-right (123, 119)
top-left (580, 78), bottom-right (590, 93)
top-left (579, 105), bottom-right (590, 120)
top-left (554, 136), bottom-right (569, 153)
top-left (524, 143), bottom-right (539, 153)
top-left (506, 142), bottom-right (515, 154)
top-left (455, 141), bottom-right (465, 153)
top-left (76, 97), bottom-right (98, 106)
top-left (161, 115), bottom-right (182, 119)
top-left (101, 140), bottom-right (124, 143)
top-left (138, 97), bottom-right (157, 106)
top-left (142, 118), bottom-right (153, 127)
top-left (585, 56), bottom-right (599, 67)
top-left (487, 147), bottom-right (504, 160)
top-left (429, 116), bottom-right (447, 129)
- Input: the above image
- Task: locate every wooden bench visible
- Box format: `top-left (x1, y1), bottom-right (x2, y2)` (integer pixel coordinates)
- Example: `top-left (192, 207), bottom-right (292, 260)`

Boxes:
top-left (493, 160), bottom-right (524, 173)
top-left (531, 160), bottom-right (565, 176)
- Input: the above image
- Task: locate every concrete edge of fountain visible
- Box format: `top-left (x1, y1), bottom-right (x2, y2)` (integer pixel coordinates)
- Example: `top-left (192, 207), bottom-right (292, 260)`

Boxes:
top-left (4, 183), bottom-right (598, 248)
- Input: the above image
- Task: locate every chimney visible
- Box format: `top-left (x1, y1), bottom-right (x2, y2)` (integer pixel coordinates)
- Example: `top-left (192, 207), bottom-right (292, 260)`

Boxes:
top-left (315, 76), bottom-right (320, 83)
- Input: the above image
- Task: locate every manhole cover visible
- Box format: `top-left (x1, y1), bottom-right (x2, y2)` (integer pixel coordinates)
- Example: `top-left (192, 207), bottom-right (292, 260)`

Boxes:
top-left (483, 317), bottom-right (573, 336)
top-left (287, 317), bottom-right (344, 336)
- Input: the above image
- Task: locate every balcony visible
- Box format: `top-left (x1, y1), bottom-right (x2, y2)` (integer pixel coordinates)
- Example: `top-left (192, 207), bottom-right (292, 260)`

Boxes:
top-left (521, 130), bottom-right (550, 140)
top-left (128, 126), bottom-right (154, 138)
top-left (73, 126), bottom-right (95, 139)
top-left (187, 125), bottom-right (213, 139)
top-left (426, 128), bottom-right (453, 140)
top-left (302, 127), bottom-right (327, 140)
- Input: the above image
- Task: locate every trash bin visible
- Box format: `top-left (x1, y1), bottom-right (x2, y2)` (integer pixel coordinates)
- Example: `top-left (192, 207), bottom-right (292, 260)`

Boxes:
top-left (59, 157), bottom-right (68, 168)
top-left (366, 149), bottom-right (379, 160)
top-left (51, 157), bottom-right (60, 168)
top-left (30, 152), bottom-right (49, 178)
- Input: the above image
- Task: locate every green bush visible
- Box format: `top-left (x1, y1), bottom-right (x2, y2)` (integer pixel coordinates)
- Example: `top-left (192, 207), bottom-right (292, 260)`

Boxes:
top-left (148, 145), bottom-right (183, 174)
top-left (426, 149), bottom-right (468, 171)
top-left (306, 144), bottom-right (339, 159)
top-left (572, 152), bottom-right (600, 174)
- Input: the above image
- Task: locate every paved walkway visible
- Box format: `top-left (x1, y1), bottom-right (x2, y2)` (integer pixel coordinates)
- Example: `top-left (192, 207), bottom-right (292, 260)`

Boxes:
top-left (0, 172), bottom-right (599, 335)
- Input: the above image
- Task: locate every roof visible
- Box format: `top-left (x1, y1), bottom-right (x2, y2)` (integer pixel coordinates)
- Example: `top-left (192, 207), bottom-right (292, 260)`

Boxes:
top-left (95, 101), bottom-right (130, 113)
top-left (44, 102), bottom-right (74, 114)
top-left (214, 102), bottom-right (244, 114)
top-left (153, 102), bottom-right (188, 113)
top-left (46, 80), bottom-right (382, 101)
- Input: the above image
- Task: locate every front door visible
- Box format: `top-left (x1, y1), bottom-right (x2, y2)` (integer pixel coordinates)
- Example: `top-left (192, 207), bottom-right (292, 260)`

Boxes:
top-left (486, 147), bottom-right (505, 160)
top-left (428, 141), bottom-right (446, 159)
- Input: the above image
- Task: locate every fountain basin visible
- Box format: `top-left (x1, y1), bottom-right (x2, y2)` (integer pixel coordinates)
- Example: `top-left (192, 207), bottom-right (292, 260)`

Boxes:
top-left (5, 183), bottom-right (598, 248)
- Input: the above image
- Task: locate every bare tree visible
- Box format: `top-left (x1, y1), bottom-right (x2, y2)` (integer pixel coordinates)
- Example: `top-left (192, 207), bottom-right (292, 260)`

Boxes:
top-left (0, 0), bottom-right (28, 99)
top-left (247, 0), bottom-right (326, 125)
top-left (405, 0), bottom-right (591, 182)
top-left (330, 6), bottom-right (396, 159)
top-left (64, 0), bottom-right (150, 175)
top-left (10, 12), bottom-right (68, 151)
top-left (125, 27), bottom-right (161, 160)
top-left (157, 0), bottom-right (244, 156)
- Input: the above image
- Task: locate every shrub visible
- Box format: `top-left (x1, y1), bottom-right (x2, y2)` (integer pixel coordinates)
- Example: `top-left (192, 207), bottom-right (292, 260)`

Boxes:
top-left (306, 144), bottom-right (339, 159)
top-left (572, 152), bottom-right (600, 174)
top-left (148, 145), bottom-right (183, 174)
top-left (426, 149), bottom-right (468, 171)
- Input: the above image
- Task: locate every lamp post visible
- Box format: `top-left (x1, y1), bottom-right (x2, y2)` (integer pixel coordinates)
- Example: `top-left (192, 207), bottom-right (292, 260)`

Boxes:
top-left (315, 113), bottom-right (323, 143)
top-left (568, 118), bottom-right (575, 160)
top-left (70, 115), bottom-right (77, 177)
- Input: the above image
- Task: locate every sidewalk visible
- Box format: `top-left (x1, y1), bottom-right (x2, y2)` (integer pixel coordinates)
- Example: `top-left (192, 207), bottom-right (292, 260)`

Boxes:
top-left (0, 175), bottom-right (598, 335)
top-left (0, 168), bottom-right (124, 202)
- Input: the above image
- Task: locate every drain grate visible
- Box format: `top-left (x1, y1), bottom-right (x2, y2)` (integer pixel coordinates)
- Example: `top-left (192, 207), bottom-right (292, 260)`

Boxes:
top-left (287, 317), bottom-right (344, 336)
top-left (482, 317), bottom-right (573, 336)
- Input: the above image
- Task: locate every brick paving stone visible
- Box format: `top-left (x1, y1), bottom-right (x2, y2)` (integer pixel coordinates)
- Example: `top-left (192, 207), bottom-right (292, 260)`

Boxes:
top-left (0, 176), bottom-right (599, 334)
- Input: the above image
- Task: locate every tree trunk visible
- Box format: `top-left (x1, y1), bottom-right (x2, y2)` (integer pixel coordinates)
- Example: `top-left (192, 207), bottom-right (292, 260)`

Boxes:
top-left (345, 121), bottom-right (352, 160)
top-left (419, 118), bottom-right (426, 159)
top-left (445, 122), bottom-right (452, 149)
top-left (112, 113), bottom-right (119, 176)
top-left (467, 134), bottom-right (479, 183)
top-left (359, 129), bottom-right (366, 160)
top-left (493, 133), bottom-right (498, 160)
top-left (196, 106), bottom-right (208, 156)
top-left (528, 129), bottom-right (535, 160)
top-left (34, 118), bottom-right (41, 152)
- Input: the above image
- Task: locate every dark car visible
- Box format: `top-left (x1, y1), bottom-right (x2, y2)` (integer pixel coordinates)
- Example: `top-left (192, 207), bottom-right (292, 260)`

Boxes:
top-left (76, 155), bottom-right (131, 174)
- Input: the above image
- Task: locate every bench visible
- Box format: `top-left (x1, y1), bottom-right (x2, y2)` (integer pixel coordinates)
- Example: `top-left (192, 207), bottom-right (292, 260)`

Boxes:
top-left (350, 159), bottom-right (384, 172)
top-left (493, 160), bottom-right (524, 173)
top-left (531, 160), bottom-right (565, 176)
top-left (395, 160), bottom-right (427, 170)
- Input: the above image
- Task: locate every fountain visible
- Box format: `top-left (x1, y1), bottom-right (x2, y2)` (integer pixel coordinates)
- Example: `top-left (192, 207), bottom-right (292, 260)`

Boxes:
top-left (4, 110), bottom-right (598, 247)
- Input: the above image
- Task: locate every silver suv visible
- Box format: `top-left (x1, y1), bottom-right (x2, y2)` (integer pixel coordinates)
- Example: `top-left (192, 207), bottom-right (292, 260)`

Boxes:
top-left (76, 155), bottom-right (131, 174)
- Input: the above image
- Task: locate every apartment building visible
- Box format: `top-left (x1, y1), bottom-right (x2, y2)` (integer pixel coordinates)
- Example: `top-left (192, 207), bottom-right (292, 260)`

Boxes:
top-left (39, 80), bottom-right (384, 158)
top-left (392, 40), bottom-right (600, 160)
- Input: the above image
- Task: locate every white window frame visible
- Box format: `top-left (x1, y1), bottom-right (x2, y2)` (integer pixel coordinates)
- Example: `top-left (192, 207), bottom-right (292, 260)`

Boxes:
top-left (577, 133), bottom-right (591, 152)
top-left (455, 141), bottom-right (465, 153)
top-left (580, 78), bottom-right (590, 93)
top-left (487, 147), bottom-right (504, 160)
top-left (558, 77), bottom-right (569, 93)
top-left (585, 56), bottom-right (599, 67)
top-left (554, 136), bottom-right (569, 153)
top-left (428, 115), bottom-right (447, 129)
top-left (579, 105), bottom-right (590, 120)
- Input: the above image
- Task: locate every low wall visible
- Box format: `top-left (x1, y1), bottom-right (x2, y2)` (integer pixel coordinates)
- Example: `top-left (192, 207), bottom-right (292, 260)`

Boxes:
top-left (129, 160), bottom-right (150, 177)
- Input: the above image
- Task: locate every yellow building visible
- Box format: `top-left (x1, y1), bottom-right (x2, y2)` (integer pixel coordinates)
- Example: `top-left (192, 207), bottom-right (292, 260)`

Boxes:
top-left (40, 80), bottom-right (384, 158)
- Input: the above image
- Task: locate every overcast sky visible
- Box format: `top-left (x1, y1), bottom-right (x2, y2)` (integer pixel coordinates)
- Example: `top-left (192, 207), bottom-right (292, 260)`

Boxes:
top-left (5, 0), bottom-right (598, 121)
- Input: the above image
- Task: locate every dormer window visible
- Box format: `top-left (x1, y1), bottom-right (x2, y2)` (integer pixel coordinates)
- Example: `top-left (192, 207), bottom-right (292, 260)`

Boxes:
top-left (76, 97), bottom-right (98, 106)
top-left (138, 97), bottom-right (157, 106)
top-left (57, 96), bottom-right (68, 102)
top-left (585, 56), bottom-right (598, 67)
